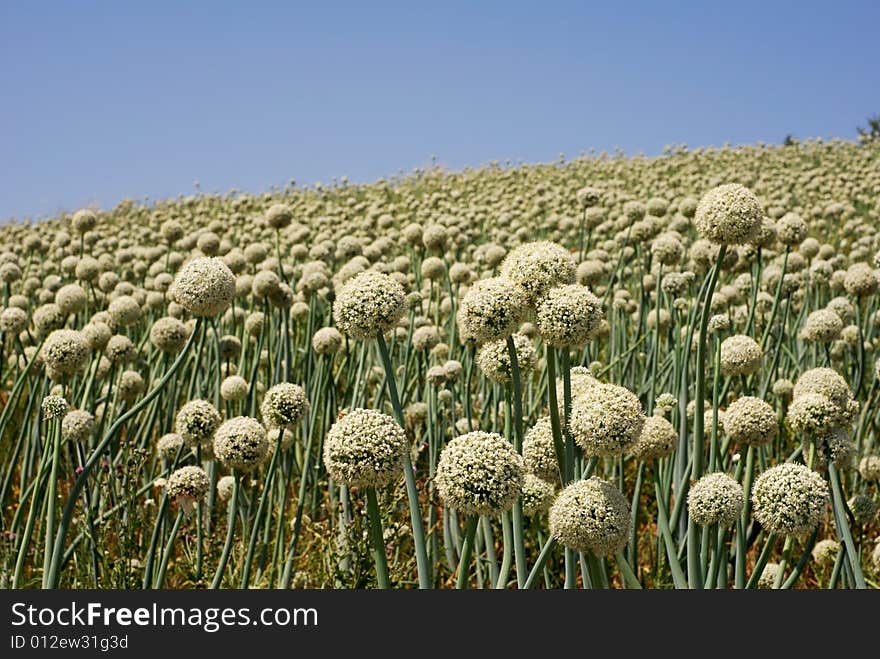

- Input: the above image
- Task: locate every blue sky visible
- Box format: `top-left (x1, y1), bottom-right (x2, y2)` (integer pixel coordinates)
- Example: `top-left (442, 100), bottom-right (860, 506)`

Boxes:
top-left (1, 1), bottom-right (878, 221)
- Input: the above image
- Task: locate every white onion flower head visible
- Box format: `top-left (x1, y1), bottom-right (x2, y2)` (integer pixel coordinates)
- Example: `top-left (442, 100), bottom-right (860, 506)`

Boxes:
top-left (499, 241), bottom-right (576, 304)
top-left (61, 409), bottom-right (95, 443)
top-left (787, 393), bottom-right (844, 435)
top-left (719, 335), bottom-right (762, 376)
top-left (265, 203), bottom-right (293, 229)
top-left (42, 329), bottom-right (90, 375)
top-left (322, 408), bottom-right (407, 488)
top-left (536, 284), bottom-right (603, 347)
top-left (220, 375), bottom-right (249, 402)
top-left (435, 431), bottom-right (524, 516)
top-left (166, 466), bottom-right (210, 514)
top-left (723, 396), bottom-right (776, 446)
top-left (108, 295), bottom-right (141, 326)
top-left (456, 276), bottom-right (527, 344)
top-left (333, 271), bottom-right (406, 340)
top-left (569, 383), bottom-right (645, 458)
top-left (843, 262), bottom-right (878, 297)
top-left (0, 307), bottom-right (27, 334)
top-left (150, 317), bottom-right (189, 353)
top-left (175, 399), bottom-right (221, 448)
top-left (847, 494), bottom-right (877, 525)
top-left (216, 475), bottom-right (236, 502)
top-left (105, 334), bottom-right (136, 364)
top-left (776, 213), bottom-right (808, 246)
top-left (858, 455), bottom-right (880, 481)
top-left (261, 382), bottom-right (310, 429)
top-left (41, 395), bottom-right (69, 420)
top-left (629, 414), bottom-right (677, 461)
top-left (156, 433), bottom-right (184, 461)
top-left (792, 368), bottom-right (856, 423)
top-left (694, 184), bottom-right (763, 245)
top-left (312, 326), bottom-right (344, 355)
top-left (751, 463), bottom-right (829, 536)
top-left (213, 416), bottom-right (269, 472)
top-left (523, 416), bottom-right (560, 483)
top-left (687, 472), bottom-right (744, 526)
top-left (521, 474), bottom-right (556, 517)
top-left (811, 539), bottom-right (840, 566)
top-left (800, 309), bottom-right (843, 343)
top-left (549, 477), bottom-right (631, 556)
top-left (475, 333), bottom-right (536, 384)
top-left (170, 257), bottom-right (236, 317)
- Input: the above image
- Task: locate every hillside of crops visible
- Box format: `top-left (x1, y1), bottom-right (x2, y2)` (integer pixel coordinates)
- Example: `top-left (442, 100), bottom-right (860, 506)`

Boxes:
top-left (1, 138), bottom-right (879, 589)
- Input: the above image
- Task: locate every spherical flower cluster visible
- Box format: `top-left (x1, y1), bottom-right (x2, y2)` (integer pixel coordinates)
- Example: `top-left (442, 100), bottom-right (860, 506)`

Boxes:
top-left (71, 208), bottom-right (98, 233)
top-left (858, 455), bottom-right (880, 481)
top-left (42, 329), bottom-right (90, 375)
top-left (108, 295), bottom-right (141, 326)
top-left (629, 414), bottom-right (677, 461)
top-left (810, 539), bottom-right (840, 567)
top-left (751, 463), bottom-right (829, 536)
top-left (475, 333), bottom-right (536, 384)
top-left (843, 262), bottom-right (878, 297)
top-left (456, 277), bottom-right (527, 344)
top-left (412, 325), bottom-right (440, 352)
top-left (150, 317), bottom-right (189, 353)
top-left (800, 309), bottom-right (843, 343)
top-left (847, 494), bottom-right (877, 525)
top-left (569, 383), bottom-right (645, 457)
top-left (787, 393), bottom-right (845, 435)
top-left (61, 409), bottom-right (95, 443)
top-left (694, 184), bottom-right (763, 245)
top-left (175, 399), bottom-right (222, 448)
top-left (723, 396), bottom-right (776, 446)
top-left (687, 472), bottom-right (744, 526)
top-left (792, 368), bottom-right (856, 423)
top-left (549, 477), bottom-right (630, 556)
top-left (312, 326), bottom-right (344, 355)
top-left (435, 431), bottom-right (524, 516)
top-left (156, 433), bottom-right (184, 460)
top-left (776, 213), bottom-right (808, 246)
top-left (520, 474), bottom-right (556, 517)
top-left (719, 335), bottom-right (763, 376)
top-left (261, 382), bottom-right (309, 429)
top-left (535, 284), bottom-right (603, 347)
top-left (333, 271), bottom-right (406, 340)
top-left (499, 241), bottom-right (576, 304)
top-left (166, 466), bottom-right (210, 514)
top-left (651, 233), bottom-right (684, 265)
top-left (265, 203), bottom-right (293, 229)
top-left (118, 370), bottom-right (145, 401)
top-left (41, 395), bottom-right (69, 420)
top-left (170, 257), bottom-right (236, 317)
top-left (82, 322), bottom-right (111, 350)
top-left (523, 417), bottom-right (560, 483)
top-left (812, 427), bottom-right (856, 470)
top-left (322, 408), bottom-right (407, 488)
top-left (216, 475), bottom-right (236, 502)
top-left (213, 416), bottom-right (269, 471)
top-left (772, 378), bottom-right (794, 399)
top-left (105, 335), bottom-right (136, 364)
top-left (0, 306), bottom-right (27, 334)
top-left (220, 375), bottom-right (249, 401)
top-left (55, 283), bottom-right (87, 314)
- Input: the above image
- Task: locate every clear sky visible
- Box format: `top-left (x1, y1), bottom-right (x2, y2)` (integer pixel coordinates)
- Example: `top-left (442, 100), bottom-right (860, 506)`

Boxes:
top-left (1, 1), bottom-right (878, 221)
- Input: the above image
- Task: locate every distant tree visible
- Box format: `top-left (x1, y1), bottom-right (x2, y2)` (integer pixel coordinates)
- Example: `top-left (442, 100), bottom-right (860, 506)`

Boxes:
top-left (857, 114), bottom-right (880, 144)
top-left (783, 134), bottom-right (797, 146)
